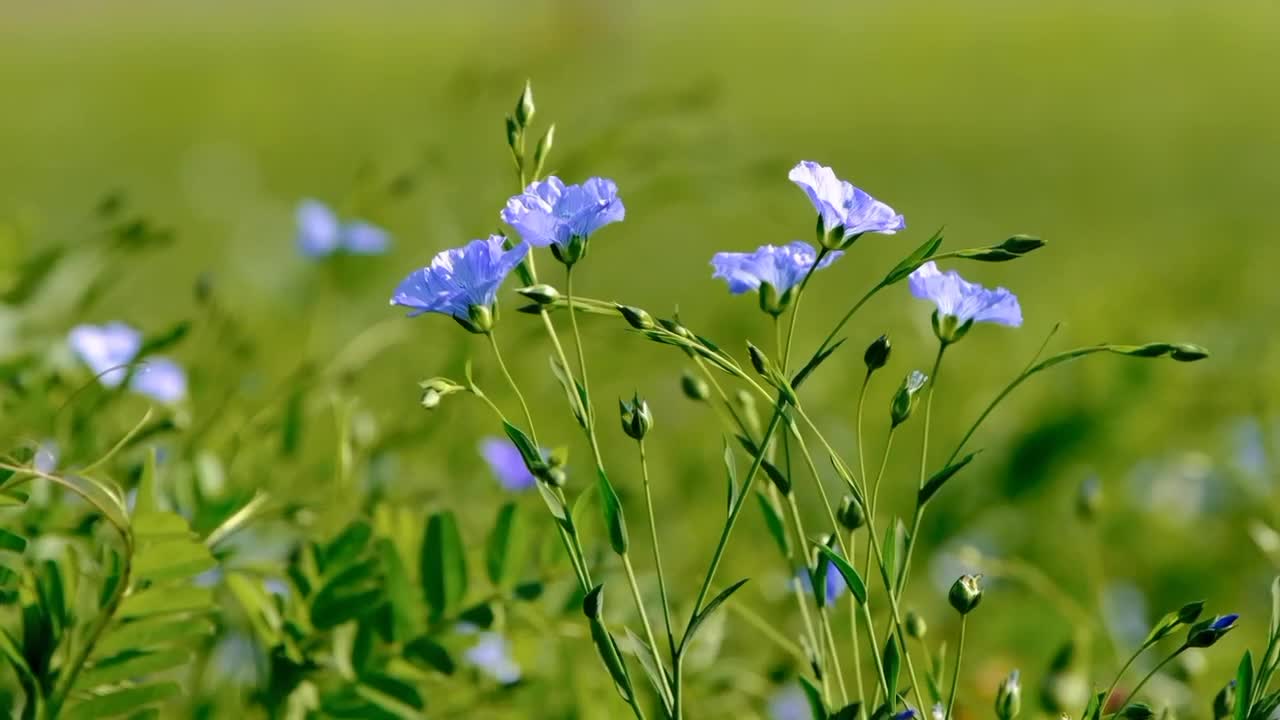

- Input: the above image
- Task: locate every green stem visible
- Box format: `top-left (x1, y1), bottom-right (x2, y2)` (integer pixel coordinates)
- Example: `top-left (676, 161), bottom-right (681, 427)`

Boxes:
top-left (639, 440), bottom-right (677, 661)
top-left (821, 607), bottom-right (850, 705)
top-left (785, 490), bottom-right (833, 704)
top-left (848, 533), bottom-right (867, 719)
top-left (486, 332), bottom-right (538, 442)
top-left (1099, 642), bottom-right (1156, 715)
top-left (1114, 648), bottom-right (1184, 713)
top-left (944, 616), bottom-right (967, 720)
top-left (782, 248), bottom-right (828, 369)
top-left (893, 344), bottom-right (947, 600)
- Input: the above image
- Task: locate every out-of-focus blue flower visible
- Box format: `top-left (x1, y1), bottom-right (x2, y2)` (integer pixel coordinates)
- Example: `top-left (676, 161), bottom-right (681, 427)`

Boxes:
top-left (69, 322), bottom-right (142, 388)
top-left (768, 684), bottom-right (810, 720)
top-left (893, 709), bottom-right (919, 720)
top-left (501, 176), bottom-right (625, 251)
top-left (711, 241), bottom-right (842, 300)
top-left (130, 357), bottom-right (188, 404)
top-left (1211, 614), bottom-right (1239, 631)
top-left (464, 633), bottom-right (520, 684)
top-left (69, 323), bottom-right (187, 403)
top-left (908, 261), bottom-right (1022, 342)
top-left (34, 440), bottom-right (59, 474)
top-left (798, 553), bottom-right (846, 606)
top-left (789, 161), bottom-right (904, 246)
top-left (480, 437), bottom-right (538, 491)
top-left (296, 199), bottom-right (390, 258)
top-left (389, 236), bottom-right (529, 326)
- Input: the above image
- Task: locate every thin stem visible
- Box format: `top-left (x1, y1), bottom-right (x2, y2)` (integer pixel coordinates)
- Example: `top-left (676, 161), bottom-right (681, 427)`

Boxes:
top-left (894, 344), bottom-right (947, 599)
top-left (855, 372), bottom-right (871, 507)
top-left (944, 616), bottom-right (967, 720)
top-left (782, 248), bottom-right (829, 369)
top-left (821, 607), bottom-right (850, 705)
top-left (486, 332), bottom-right (538, 441)
top-left (1116, 648), bottom-right (1184, 712)
top-left (785, 491), bottom-right (833, 703)
top-left (621, 552), bottom-right (666, 689)
top-left (848, 532), bottom-right (867, 719)
top-left (639, 440), bottom-right (676, 660)
top-left (729, 602), bottom-right (807, 663)
top-left (1099, 643), bottom-right (1155, 715)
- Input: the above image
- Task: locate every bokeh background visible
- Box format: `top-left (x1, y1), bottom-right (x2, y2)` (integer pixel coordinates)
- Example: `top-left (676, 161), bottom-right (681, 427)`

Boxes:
top-left (3, 1), bottom-right (1279, 717)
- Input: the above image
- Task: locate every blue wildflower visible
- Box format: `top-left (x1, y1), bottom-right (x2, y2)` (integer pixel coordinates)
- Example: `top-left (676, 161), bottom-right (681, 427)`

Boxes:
top-left (908, 261), bottom-right (1022, 343)
top-left (711, 241), bottom-right (842, 315)
top-left (894, 709), bottom-right (920, 720)
top-left (1212, 613), bottom-right (1240, 630)
top-left (68, 323), bottom-right (187, 404)
top-left (464, 632), bottom-right (521, 684)
top-left (798, 553), bottom-right (846, 607)
top-left (480, 437), bottom-right (539, 491)
top-left (501, 176), bottom-right (624, 265)
top-left (1186, 613), bottom-right (1237, 647)
top-left (768, 684), bottom-right (810, 720)
top-left (296, 199), bottom-right (390, 258)
top-left (789, 161), bottom-right (904, 249)
top-left (389, 235), bottom-right (529, 333)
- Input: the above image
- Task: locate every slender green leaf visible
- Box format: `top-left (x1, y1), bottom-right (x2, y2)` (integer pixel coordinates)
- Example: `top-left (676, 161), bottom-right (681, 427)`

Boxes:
top-left (421, 511), bottom-right (467, 618)
top-left (356, 672), bottom-right (425, 716)
top-left (589, 619), bottom-right (633, 702)
top-left (1236, 652), bottom-right (1254, 720)
top-left (133, 540), bottom-right (216, 584)
top-left (814, 544), bottom-right (867, 604)
top-left (80, 649), bottom-right (190, 688)
top-left (0, 529), bottom-right (26, 553)
top-left (64, 682), bottom-right (180, 720)
top-left (918, 451), bottom-right (981, 505)
top-left (798, 675), bottom-right (826, 720)
top-left (883, 636), bottom-right (901, 704)
top-left (682, 578), bottom-right (749, 652)
top-left (404, 636), bottom-right (454, 676)
top-left (883, 228), bottom-right (944, 286)
top-left (97, 616), bottom-right (215, 657)
top-left (486, 502), bottom-right (524, 587)
top-left (723, 440), bottom-right (739, 515)
top-left (625, 627), bottom-right (673, 713)
top-left (119, 586), bottom-right (214, 619)
top-left (791, 337), bottom-right (847, 390)
top-left (324, 520), bottom-right (373, 571)
top-left (376, 539), bottom-right (418, 641)
top-left (502, 422), bottom-right (543, 472)
top-left (597, 468), bottom-right (629, 556)
top-left (756, 492), bottom-right (791, 559)
top-left (131, 512), bottom-right (191, 541)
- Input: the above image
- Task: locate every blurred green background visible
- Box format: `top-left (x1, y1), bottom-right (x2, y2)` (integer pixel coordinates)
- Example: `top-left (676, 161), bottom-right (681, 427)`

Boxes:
top-left (3, 1), bottom-right (1279, 717)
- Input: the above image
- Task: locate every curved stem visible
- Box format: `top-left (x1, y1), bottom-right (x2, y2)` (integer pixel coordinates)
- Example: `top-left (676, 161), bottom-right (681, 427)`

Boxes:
top-left (1115, 648), bottom-right (1184, 713)
top-left (1099, 642), bottom-right (1156, 715)
top-left (848, 533), bottom-right (867, 719)
top-left (893, 345), bottom-right (947, 599)
top-left (782, 249), bottom-right (828, 369)
top-left (638, 441), bottom-right (676, 659)
top-left (944, 616), bottom-right (967, 720)
top-left (486, 332), bottom-right (538, 442)
top-left (821, 607), bottom-right (850, 705)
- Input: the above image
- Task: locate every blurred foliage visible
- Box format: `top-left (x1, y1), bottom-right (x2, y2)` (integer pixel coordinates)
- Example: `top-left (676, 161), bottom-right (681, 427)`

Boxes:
top-left (2, 1), bottom-right (1279, 718)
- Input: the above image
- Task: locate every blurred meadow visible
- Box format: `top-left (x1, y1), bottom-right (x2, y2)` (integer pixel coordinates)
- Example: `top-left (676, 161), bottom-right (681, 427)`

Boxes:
top-left (2, 1), bottom-right (1280, 717)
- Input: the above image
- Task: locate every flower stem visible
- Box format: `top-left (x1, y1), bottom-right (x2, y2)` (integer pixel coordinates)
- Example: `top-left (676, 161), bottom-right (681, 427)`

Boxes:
top-left (894, 344), bottom-right (947, 600)
top-left (486, 332), bottom-right (538, 442)
top-left (1115, 648), bottom-right (1184, 713)
top-left (638, 439), bottom-right (677, 660)
top-left (944, 616), bottom-right (967, 720)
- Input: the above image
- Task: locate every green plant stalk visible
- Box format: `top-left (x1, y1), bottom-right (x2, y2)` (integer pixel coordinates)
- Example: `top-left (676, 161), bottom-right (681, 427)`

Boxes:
top-left (893, 344), bottom-right (946, 601)
top-left (944, 616), bottom-right (967, 720)
top-left (638, 439), bottom-right (677, 662)
top-left (785, 488), bottom-right (835, 704)
top-left (487, 332), bottom-right (539, 439)
top-left (848, 532), bottom-right (868, 720)
top-left (821, 606), bottom-right (850, 705)
top-left (1114, 647), bottom-right (1185, 714)
top-left (1099, 640), bottom-right (1159, 715)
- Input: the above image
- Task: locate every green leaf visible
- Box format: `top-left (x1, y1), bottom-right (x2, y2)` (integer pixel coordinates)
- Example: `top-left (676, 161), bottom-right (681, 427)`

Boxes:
top-left (0, 528), bottom-right (27, 553)
top-left (64, 682), bottom-right (180, 720)
top-left (324, 520), bottom-right (373, 571)
top-left (791, 337), bottom-right (847, 390)
top-left (589, 619), bottom-right (633, 702)
top-left (486, 502), bottom-right (524, 588)
top-left (421, 511), bottom-right (467, 619)
top-left (119, 586), bottom-right (214, 619)
top-left (755, 492), bottom-right (791, 559)
top-left (831, 703), bottom-right (863, 720)
top-left (96, 615), bottom-right (215, 658)
top-left (798, 675), bottom-right (827, 720)
top-left (883, 636), bottom-right (901, 705)
top-left (1236, 652), bottom-right (1254, 720)
top-left (625, 627), bottom-right (673, 714)
top-left (549, 356), bottom-right (588, 428)
top-left (376, 539), bottom-right (419, 642)
top-left (502, 421), bottom-right (543, 473)
top-left (1084, 690), bottom-right (1107, 720)
top-left (79, 648), bottom-right (190, 688)
top-left (760, 458), bottom-right (791, 495)
top-left (131, 512), bottom-right (191, 541)
top-left (536, 482), bottom-right (570, 526)
top-left (137, 320), bottom-right (191, 358)
top-left (917, 451), bottom-right (981, 505)
top-left (1271, 576), bottom-right (1280, 641)
top-left (723, 440), bottom-right (739, 515)
top-left (883, 228), bottom-right (944, 286)
top-left (133, 539), bottom-right (216, 584)
top-left (597, 468), bottom-right (629, 556)
top-left (135, 448), bottom-right (160, 515)
top-left (814, 544), bottom-right (867, 604)
top-left (682, 578), bottom-right (749, 653)
top-left (356, 672), bottom-right (425, 716)
top-left (404, 636), bottom-right (454, 676)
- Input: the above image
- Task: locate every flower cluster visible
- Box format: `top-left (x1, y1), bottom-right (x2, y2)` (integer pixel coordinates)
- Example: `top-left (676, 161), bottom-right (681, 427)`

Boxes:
top-left (296, 199), bottom-right (390, 258)
top-left (68, 322), bottom-right (187, 404)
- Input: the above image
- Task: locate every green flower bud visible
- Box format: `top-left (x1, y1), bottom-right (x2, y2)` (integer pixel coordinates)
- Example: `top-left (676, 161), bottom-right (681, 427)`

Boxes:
top-left (617, 304), bottom-right (655, 331)
top-left (619, 393), bottom-right (653, 440)
top-left (864, 334), bottom-right (891, 373)
top-left (890, 370), bottom-right (929, 427)
top-left (681, 371), bottom-right (710, 402)
top-left (758, 282), bottom-right (791, 317)
top-left (905, 610), bottom-right (927, 639)
top-left (418, 377), bottom-right (464, 410)
top-left (996, 670), bottom-right (1022, 720)
top-left (1212, 681), bottom-right (1236, 720)
top-left (550, 234), bottom-right (587, 266)
top-left (1185, 614), bottom-right (1238, 648)
top-left (517, 284), bottom-right (561, 305)
top-left (838, 495), bottom-right (866, 531)
top-left (949, 574), bottom-right (983, 615)
top-left (505, 114), bottom-right (520, 149)
top-left (931, 310), bottom-right (973, 345)
top-left (515, 80), bottom-right (535, 128)
top-left (582, 583), bottom-right (604, 620)
top-left (532, 123), bottom-right (555, 178)
top-left (747, 342), bottom-right (769, 377)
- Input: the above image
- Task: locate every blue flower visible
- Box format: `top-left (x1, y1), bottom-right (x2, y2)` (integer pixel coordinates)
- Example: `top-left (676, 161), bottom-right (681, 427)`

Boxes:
top-left (908, 261), bottom-right (1022, 342)
top-left (389, 236), bottom-right (529, 332)
top-left (798, 553), bottom-right (846, 606)
top-left (480, 437), bottom-right (539, 491)
top-left (711, 241), bottom-right (842, 314)
top-left (296, 199), bottom-right (390, 258)
top-left (768, 684), bottom-right (810, 720)
top-left (501, 176), bottom-right (624, 264)
top-left (1211, 614), bottom-right (1239, 631)
top-left (68, 323), bottom-right (188, 403)
top-left (789, 161), bottom-right (904, 248)
top-left (464, 633), bottom-right (521, 684)
top-left (893, 709), bottom-right (920, 720)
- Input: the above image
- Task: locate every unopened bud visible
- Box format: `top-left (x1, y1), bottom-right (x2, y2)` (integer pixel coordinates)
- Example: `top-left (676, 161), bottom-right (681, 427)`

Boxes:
top-left (418, 377), bottom-right (464, 410)
top-left (681, 371), bottom-right (710, 401)
top-left (996, 670), bottom-right (1022, 720)
top-left (617, 305), bottom-right (655, 331)
top-left (517, 284), bottom-right (560, 305)
top-left (949, 574), bottom-right (983, 615)
top-left (619, 394), bottom-right (653, 440)
top-left (515, 80), bottom-right (535, 128)
top-left (747, 342), bottom-right (769, 377)
top-left (1185, 614), bottom-right (1239, 648)
top-left (532, 124), bottom-right (555, 178)
top-left (1119, 704), bottom-right (1154, 720)
top-left (582, 583), bottom-right (604, 620)
top-left (906, 610), bottom-right (927, 638)
top-left (864, 334), bottom-right (891, 373)
top-left (838, 495), bottom-right (866, 531)
top-left (1213, 680), bottom-right (1236, 720)
top-left (891, 370), bottom-right (929, 427)
top-left (505, 114), bottom-right (520, 149)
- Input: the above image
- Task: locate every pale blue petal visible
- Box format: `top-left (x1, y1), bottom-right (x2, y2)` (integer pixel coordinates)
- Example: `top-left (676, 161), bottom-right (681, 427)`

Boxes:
top-left (69, 322), bottom-right (142, 388)
top-left (341, 220), bottom-right (391, 255)
top-left (130, 356), bottom-right (187, 403)
top-left (296, 199), bottom-right (341, 258)
top-left (464, 633), bottom-right (521, 684)
top-left (480, 437), bottom-right (536, 491)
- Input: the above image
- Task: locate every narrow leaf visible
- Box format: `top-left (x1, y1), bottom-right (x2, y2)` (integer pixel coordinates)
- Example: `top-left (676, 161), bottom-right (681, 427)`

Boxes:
top-left (64, 682), bottom-right (180, 720)
top-left (118, 586), bottom-right (214, 619)
top-left (814, 544), bottom-right (867, 604)
top-left (883, 228), bottom-right (944, 285)
top-left (918, 451), bottom-right (981, 505)
top-left (791, 337), bottom-right (847, 389)
top-left (625, 627), bottom-right (673, 713)
top-left (1235, 652), bottom-right (1253, 720)
top-left (597, 468), bottom-right (629, 556)
top-left (723, 441), bottom-right (739, 515)
top-left (421, 511), bottom-right (468, 618)
top-left (589, 619), bottom-right (634, 702)
top-left (756, 492), bottom-right (791, 559)
top-left (404, 636), bottom-right (454, 676)
top-left (883, 636), bottom-right (901, 704)
top-left (798, 675), bottom-right (826, 720)
top-left (682, 578), bottom-right (749, 652)
top-left (486, 502), bottom-right (524, 587)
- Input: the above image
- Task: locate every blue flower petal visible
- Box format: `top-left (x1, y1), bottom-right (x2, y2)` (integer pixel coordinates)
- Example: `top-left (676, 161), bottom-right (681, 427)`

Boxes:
top-left (296, 199), bottom-right (342, 258)
top-left (502, 176), bottom-right (625, 251)
top-left (480, 437), bottom-right (537, 491)
top-left (130, 356), bottom-right (187, 404)
top-left (390, 236), bottom-right (528, 321)
top-left (711, 241), bottom-right (841, 296)
top-left (908, 262), bottom-right (1022, 327)
top-left (341, 220), bottom-right (391, 255)
top-left (68, 322), bottom-right (143, 388)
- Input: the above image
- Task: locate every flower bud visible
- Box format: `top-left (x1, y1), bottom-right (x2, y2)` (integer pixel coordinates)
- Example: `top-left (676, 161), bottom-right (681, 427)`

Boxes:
top-left (906, 610), bottom-right (927, 638)
top-left (1000, 234), bottom-right (1046, 255)
top-left (517, 284), bottom-right (560, 305)
top-left (758, 282), bottom-right (791, 317)
top-left (456, 304), bottom-right (494, 334)
top-left (550, 234), bottom-right (587, 266)
top-left (1185, 613), bottom-right (1239, 648)
top-left (747, 342), bottom-right (769, 377)
top-left (996, 670), bottom-right (1022, 720)
top-left (891, 370), bottom-right (929, 427)
top-left (617, 304), bottom-right (655, 331)
top-left (515, 80), bottom-right (535, 128)
top-left (838, 495), bottom-right (866, 531)
top-left (418, 377), bottom-right (464, 410)
top-left (533, 124), bottom-right (555, 177)
top-left (681, 371), bottom-right (710, 401)
top-left (505, 114), bottom-right (520, 149)
top-left (1213, 680), bottom-right (1236, 720)
top-left (619, 394), bottom-right (653, 440)
top-left (1119, 704), bottom-right (1154, 720)
top-left (1076, 476), bottom-right (1103, 520)
top-left (582, 583), bottom-right (604, 620)
top-left (949, 574), bottom-right (983, 615)
top-left (543, 466), bottom-right (567, 488)
top-left (864, 335), bottom-right (891, 373)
